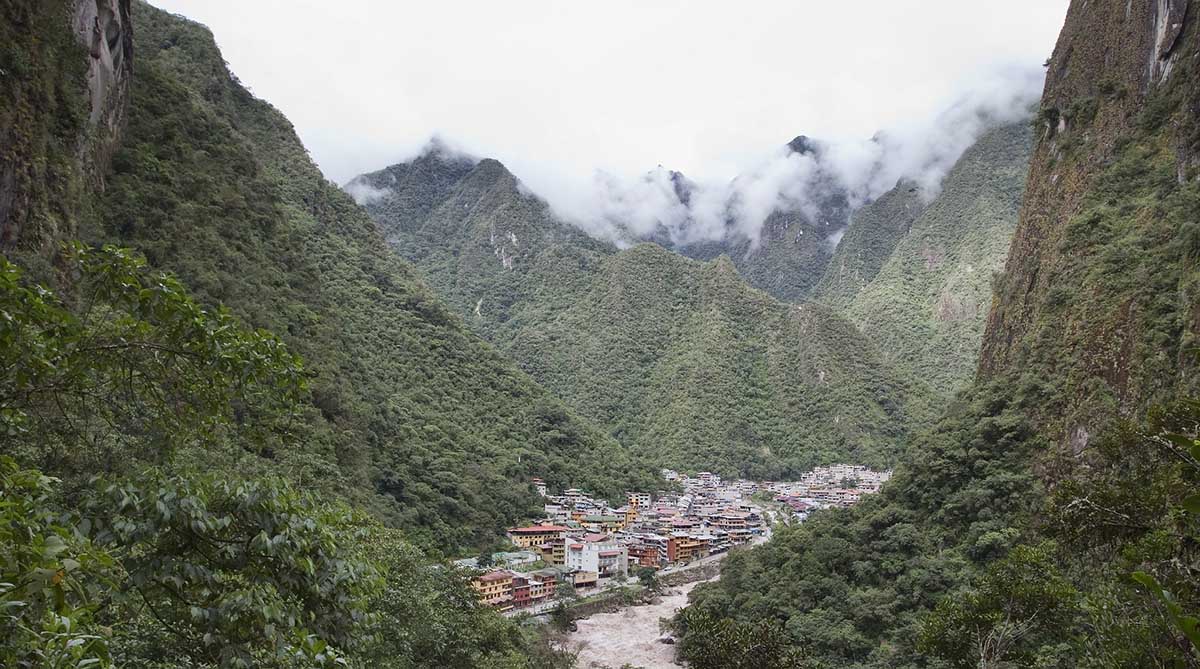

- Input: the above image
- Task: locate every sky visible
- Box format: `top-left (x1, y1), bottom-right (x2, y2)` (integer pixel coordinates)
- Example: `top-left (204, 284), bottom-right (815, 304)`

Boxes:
top-left (149, 0), bottom-right (1070, 242)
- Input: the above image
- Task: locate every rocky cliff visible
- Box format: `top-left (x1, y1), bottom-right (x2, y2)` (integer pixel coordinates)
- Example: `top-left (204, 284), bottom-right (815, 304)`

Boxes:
top-left (982, 0), bottom-right (1199, 450)
top-left (0, 0), bottom-right (132, 256)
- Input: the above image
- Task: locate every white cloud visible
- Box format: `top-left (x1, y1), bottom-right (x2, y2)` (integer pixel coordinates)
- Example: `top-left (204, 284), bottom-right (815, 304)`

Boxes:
top-left (147, 0), bottom-right (1068, 242)
top-left (544, 65), bottom-right (1044, 245)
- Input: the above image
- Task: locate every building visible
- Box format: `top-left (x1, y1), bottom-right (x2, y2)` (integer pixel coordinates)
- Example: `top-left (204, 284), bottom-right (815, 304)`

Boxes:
top-left (566, 533), bottom-right (628, 578)
top-left (627, 491), bottom-right (652, 508)
top-left (507, 525), bottom-right (567, 549)
top-left (667, 535), bottom-right (710, 563)
top-left (627, 543), bottom-right (661, 568)
top-left (531, 477), bottom-right (548, 497)
top-left (471, 570), bottom-right (515, 610)
top-left (572, 570), bottom-right (599, 590)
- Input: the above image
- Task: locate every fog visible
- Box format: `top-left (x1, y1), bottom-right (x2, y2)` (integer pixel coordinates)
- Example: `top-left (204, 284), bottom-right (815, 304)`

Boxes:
top-left (147, 0), bottom-right (1068, 244)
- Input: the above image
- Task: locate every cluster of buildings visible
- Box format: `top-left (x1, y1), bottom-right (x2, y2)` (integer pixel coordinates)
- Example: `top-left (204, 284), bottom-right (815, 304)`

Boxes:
top-left (466, 473), bottom-right (766, 612)
top-left (765, 464), bottom-right (892, 520)
top-left (465, 466), bottom-right (890, 612)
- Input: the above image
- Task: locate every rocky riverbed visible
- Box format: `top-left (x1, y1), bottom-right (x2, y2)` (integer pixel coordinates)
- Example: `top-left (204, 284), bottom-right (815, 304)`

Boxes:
top-left (562, 580), bottom-right (707, 669)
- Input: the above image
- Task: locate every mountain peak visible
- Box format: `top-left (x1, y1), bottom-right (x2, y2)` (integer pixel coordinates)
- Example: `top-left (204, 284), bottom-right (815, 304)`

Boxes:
top-left (787, 135), bottom-right (819, 156)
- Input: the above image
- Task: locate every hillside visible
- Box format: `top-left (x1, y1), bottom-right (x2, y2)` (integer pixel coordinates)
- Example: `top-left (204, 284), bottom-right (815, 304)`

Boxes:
top-left (823, 122), bottom-right (1034, 396)
top-left (684, 1), bottom-right (1200, 667)
top-left (813, 180), bottom-right (926, 310)
top-left (354, 155), bottom-right (927, 477)
top-left (9, 0), bottom-right (658, 555)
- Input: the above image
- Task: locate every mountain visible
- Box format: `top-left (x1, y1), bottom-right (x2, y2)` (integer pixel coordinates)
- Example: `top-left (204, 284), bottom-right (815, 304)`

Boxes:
top-left (661, 136), bottom-right (852, 303)
top-left (814, 182), bottom-right (926, 309)
top-left (7, 0), bottom-right (658, 555)
top-left (684, 1), bottom-right (1200, 666)
top-left (817, 121), bottom-right (1034, 396)
top-left (352, 154), bottom-right (928, 478)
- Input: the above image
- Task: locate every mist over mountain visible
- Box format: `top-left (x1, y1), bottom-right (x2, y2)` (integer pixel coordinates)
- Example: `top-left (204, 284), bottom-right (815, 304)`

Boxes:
top-left (6, 1), bottom-right (1199, 667)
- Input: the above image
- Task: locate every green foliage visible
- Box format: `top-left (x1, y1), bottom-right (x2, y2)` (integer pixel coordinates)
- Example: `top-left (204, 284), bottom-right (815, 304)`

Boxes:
top-left (548, 602), bottom-right (573, 633)
top-left (918, 543), bottom-right (1079, 668)
top-left (683, 377), bottom-right (1047, 667)
top-left (88, 473), bottom-right (378, 668)
top-left (635, 567), bottom-right (660, 593)
top-left (1, 457), bottom-right (117, 669)
top-left (89, 2), bottom-right (656, 552)
top-left (1, 245), bottom-right (306, 480)
top-left (674, 606), bottom-right (809, 669)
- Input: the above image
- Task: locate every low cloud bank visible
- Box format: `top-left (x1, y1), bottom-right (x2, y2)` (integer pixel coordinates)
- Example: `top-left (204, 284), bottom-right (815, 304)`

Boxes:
top-left (546, 66), bottom-right (1043, 248)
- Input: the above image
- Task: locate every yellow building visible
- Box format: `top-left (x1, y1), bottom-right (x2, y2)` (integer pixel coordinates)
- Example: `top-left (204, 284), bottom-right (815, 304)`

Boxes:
top-left (470, 570), bottom-right (514, 610)
top-left (507, 524), bottom-right (567, 549)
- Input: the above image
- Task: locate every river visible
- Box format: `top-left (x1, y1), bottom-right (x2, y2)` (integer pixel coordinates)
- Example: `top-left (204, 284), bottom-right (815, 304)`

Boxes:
top-left (561, 579), bottom-right (710, 669)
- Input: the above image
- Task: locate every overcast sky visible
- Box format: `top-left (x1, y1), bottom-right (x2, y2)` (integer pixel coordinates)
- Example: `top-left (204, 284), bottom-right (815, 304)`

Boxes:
top-left (148, 1), bottom-right (1070, 239)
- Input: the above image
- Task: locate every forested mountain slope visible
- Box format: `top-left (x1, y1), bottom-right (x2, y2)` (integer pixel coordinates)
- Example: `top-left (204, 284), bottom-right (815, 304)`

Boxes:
top-left (821, 122), bottom-right (1033, 396)
top-left (667, 138), bottom-right (851, 303)
top-left (353, 155), bottom-right (929, 477)
top-left (9, 0), bottom-right (658, 555)
top-left (2, 2), bottom-right (589, 666)
top-left (683, 1), bottom-right (1200, 667)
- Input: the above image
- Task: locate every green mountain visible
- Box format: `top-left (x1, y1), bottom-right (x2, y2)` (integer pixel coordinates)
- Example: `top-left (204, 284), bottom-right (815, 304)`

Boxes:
top-left (814, 181), bottom-right (925, 309)
top-left (353, 155), bottom-right (927, 478)
top-left (663, 137), bottom-right (852, 303)
top-left (4, 2), bottom-right (595, 666)
top-left (7, 0), bottom-right (657, 555)
top-left (683, 1), bottom-right (1200, 666)
top-left (818, 122), bottom-right (1034, 396)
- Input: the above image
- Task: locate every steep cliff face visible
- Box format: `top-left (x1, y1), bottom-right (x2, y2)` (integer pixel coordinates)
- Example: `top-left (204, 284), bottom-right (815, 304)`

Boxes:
top-left (0, 0), bottom-right (132, 256)
top-left (981, 0), bottom-right (1199, 446)
top-left (814, 180), bottom-right (926, 309)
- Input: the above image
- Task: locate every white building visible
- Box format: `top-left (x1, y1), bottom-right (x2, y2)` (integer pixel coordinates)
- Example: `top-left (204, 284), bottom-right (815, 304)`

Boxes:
top-left (565, 533), bottom-right (628, 579)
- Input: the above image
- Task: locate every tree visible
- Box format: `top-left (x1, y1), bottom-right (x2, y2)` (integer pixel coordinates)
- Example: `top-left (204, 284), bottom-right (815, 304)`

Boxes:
top-left (636, 567), bottom-right (661, 593)
top-left (918, 543), bottom-right (1078, 668)
top-left (675, 606), bottom-right (808, 669)
top-left (0, 457), bottom-right (118, 669)
top-left (0, 245), bottom-right (306, 481)
top-left (1, 247), bottom-right (376, 667)
top-left (88, 473), bottom-right (378, 668)
top-left (549, 602), bottom-right (574, 633)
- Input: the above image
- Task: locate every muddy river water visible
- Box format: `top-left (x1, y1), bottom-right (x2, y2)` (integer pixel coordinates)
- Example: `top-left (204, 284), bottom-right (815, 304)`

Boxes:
top-left (561, 580), bottom-right (709, 669)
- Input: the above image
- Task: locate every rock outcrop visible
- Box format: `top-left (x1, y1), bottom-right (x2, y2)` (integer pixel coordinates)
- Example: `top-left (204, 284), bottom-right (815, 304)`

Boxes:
top-left (0, 0), bottom-right (132, 252)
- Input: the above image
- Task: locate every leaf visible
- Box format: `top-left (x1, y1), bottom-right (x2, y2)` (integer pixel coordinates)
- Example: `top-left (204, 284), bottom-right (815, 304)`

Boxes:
top-left (1184, 494), bottom-right (1200, 515)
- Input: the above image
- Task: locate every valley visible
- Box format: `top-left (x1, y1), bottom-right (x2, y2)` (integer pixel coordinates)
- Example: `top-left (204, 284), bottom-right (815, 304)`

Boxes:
top-left (2, 1), bottom-right (1198, 668)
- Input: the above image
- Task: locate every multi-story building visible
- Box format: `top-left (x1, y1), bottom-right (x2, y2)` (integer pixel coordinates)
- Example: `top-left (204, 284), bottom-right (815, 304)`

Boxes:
top-left (627, 492), bottom-right (652, 508)
top-left (627, 543), bottom-right (660, 568)
top-left (531, 478), bottom-right (548, 497)
top-left (471, 570), bottom-right (515, 610)
top-left (566, 533), bottom-right (628, 578)
top-left (573, 570), bottom-right (599, 591)
top-left (666, 535), bottom-right (710, 563)
top-left (507, 524), bottom-right (567, 549)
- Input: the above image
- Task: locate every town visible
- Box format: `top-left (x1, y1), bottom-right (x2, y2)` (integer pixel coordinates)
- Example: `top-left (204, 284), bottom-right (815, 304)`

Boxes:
top-left (462, 464), bottom-right (892, 613)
